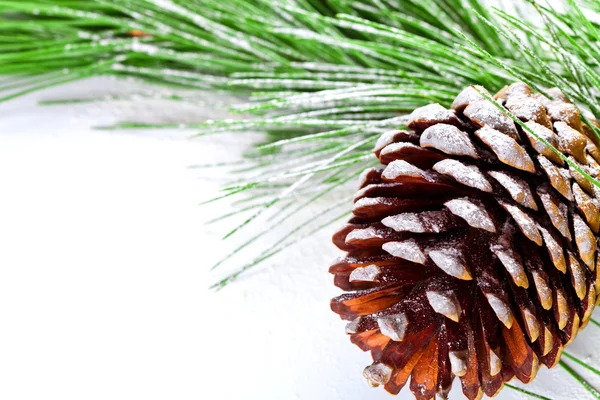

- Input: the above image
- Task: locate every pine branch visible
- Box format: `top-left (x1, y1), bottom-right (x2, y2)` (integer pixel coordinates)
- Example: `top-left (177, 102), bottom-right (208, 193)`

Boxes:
top-left (2, 0), bottom-right (599, 289)
top-left (1, 0), bottom-right (598, 288)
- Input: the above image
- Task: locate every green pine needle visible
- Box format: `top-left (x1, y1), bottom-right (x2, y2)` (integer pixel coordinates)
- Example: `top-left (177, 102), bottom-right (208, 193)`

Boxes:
top-left (505, 384), bottom-right (552, 400)
top-left (560, 360), bottom-right (600, 399)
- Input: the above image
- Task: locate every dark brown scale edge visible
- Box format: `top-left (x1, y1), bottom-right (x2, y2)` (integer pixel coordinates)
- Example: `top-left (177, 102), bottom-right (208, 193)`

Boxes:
top-left (329, 82), bottom-right (600, 400)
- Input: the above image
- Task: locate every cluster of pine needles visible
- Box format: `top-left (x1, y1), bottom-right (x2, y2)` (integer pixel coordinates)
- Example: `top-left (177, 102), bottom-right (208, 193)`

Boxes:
top-left (3, 0), bottom-right (600, 397)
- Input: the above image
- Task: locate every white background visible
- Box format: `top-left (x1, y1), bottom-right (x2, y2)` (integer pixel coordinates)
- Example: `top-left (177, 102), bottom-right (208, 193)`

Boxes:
top-left (1, 77), bottom-right (599, 399)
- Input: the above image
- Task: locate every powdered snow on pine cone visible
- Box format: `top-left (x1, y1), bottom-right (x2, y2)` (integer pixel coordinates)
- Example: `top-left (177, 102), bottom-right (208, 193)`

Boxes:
top-left (330, 82), bottom-right (600, 399)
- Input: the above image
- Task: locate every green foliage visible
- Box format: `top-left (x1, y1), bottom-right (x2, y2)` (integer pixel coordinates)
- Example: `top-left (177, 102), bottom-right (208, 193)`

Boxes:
top-left (0, 0), bottom-right (525, 285)
top-left (2, 0), bottom-right (600, 285)
top-left (2, 0), bottom-right (600, 290)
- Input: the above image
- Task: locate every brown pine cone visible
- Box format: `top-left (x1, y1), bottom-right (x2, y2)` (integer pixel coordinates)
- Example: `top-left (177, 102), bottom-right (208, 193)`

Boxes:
top-left (330, 82), bottom-right (600, 400)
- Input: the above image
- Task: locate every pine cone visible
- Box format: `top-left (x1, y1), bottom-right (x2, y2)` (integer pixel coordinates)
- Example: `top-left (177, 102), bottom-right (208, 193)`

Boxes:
top-left (330, 82), bottom-right (600, 399)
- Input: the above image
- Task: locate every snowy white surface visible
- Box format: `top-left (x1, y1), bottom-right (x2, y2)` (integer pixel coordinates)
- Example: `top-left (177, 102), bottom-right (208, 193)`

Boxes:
top-left (1, 77), bottom-right (599, 400)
